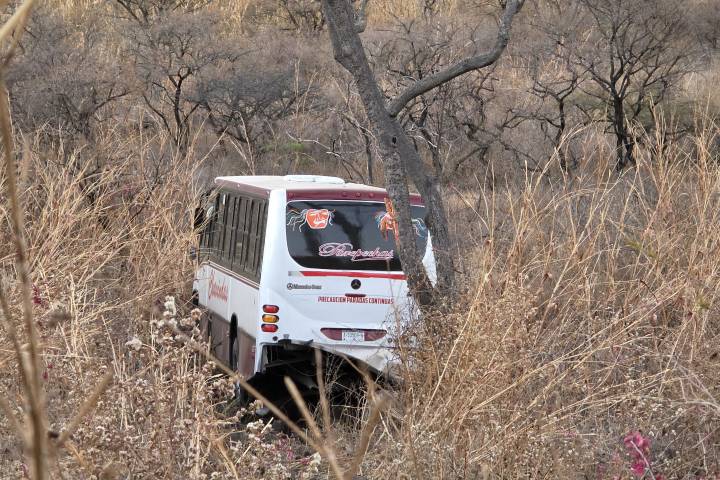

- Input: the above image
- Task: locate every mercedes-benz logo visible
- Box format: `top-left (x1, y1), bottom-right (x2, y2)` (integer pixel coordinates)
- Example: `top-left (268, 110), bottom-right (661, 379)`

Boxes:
top-left (351, 279), bottom-right (361, 290)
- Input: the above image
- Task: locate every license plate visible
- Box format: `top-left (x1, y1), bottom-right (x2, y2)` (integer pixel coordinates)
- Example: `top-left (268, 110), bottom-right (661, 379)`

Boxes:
top-left (342, 330), bottom-right (365, 343)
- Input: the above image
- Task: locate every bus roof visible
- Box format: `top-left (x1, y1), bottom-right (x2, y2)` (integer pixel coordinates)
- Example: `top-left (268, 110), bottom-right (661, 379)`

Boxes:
top-left (214, 175), bottom-right (424, 204)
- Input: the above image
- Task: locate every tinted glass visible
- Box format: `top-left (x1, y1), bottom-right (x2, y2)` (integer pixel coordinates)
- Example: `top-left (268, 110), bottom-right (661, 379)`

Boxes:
top-left (232, 197), bottom-right (248, 269)
top-left (286, 201), bottom-right (428, 271)
top-left (224, 195), bottom-right (268, 281)
top-left (211, 194), bottom-right (224, 253)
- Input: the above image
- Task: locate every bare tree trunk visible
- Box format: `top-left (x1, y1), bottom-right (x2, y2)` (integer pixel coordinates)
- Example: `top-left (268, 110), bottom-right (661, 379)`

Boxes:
top-left (322, 0), bottom-right (436, 304)
top-left (556, 99), bottom-right (568, 170)
top-left (612, 95), bottom-right (634, 170)
top-left (321, 0), bottom-right (523, 307)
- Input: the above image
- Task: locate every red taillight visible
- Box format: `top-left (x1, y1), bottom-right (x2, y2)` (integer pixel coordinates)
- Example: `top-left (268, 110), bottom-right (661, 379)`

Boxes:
top-left (321, 328), bottom-right (342, 340)
top-left (364, 329), bottom-right (387, 341)
top-left (320, 328), bottom-right (386, 342)
top-left (261, 324), bottom-right (278, 333)
top-left (263, 305), bottom-right (279, 314)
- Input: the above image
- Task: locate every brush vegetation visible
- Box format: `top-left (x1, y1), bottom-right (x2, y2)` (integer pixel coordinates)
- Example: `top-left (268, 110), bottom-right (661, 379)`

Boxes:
top-left (0, 0), bottom-right (719, 478)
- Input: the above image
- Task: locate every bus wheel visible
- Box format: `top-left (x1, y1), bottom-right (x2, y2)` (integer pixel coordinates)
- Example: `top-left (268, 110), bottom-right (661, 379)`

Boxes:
top-left (229, 316), bottom-right (238, 372)
top-left (233, 381), bottom-right (248, 404)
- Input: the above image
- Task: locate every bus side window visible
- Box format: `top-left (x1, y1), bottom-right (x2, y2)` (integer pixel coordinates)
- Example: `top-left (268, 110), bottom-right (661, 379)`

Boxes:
top-left (246, 199), bottom-right (258, 277)
top-left (242, 198), bottom-right (253, 269)
top-left (222, 194), bottom-right (237, 266)
top-left (199, 190), bottom-right (218, 257)
top-left (198, 203), bottom-right (214, 261)
top-left (197, 199), bottom-right (209, 250)
top-left (228, 195), bottom-right (240, 264)
top-left (213, 193), bottom-right (227, 261)
top-left (233, 196), bottom-right (249, 273)
top-left (209, 200), bottom-right (219, 259)
top-left (253, 201), bottom-right (267, 277)
top-left (247, 199), bottom-right (267, 279)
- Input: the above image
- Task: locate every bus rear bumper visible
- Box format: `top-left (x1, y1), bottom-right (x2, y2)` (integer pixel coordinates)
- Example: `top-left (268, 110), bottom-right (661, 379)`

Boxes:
top-left (256, 340), bottom-right (399, 379)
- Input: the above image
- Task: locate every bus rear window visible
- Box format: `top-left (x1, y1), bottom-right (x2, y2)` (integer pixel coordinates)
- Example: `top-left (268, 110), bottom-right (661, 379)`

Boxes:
top-left (286, 200), bottom-right (428, 271)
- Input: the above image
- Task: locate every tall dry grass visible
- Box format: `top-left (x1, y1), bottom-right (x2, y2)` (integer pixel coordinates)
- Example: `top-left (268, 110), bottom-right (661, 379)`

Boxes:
top-left (0, 125), bottom-right (389, 479)
top-left (360, 124), bottom-right (720, 479)
top-left (0, 3), bottom-right (718, 473)
top-left (0, 113), bottom-right (387, 477)
top-left (2, 112), bottom-right (720, 479)
top-left (0, 105), bottom-right (239, 476)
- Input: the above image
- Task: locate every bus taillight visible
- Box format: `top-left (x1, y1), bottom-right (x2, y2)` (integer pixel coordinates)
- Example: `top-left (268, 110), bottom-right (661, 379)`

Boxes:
top-left (320, 328), bottom-right (342, 340)
top-left (261, 324), bottom-right (278, 333)
top-left (263, 305), bottom-right (279, 314)
top-left (262, 314), bottom-right (279, 323)
top-left (363, 330), bottom-right (387, 341)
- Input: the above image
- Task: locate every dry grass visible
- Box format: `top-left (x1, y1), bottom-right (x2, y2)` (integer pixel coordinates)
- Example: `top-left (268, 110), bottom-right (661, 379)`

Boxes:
top-left (368, 125), bottom-right (720, 479)
top-left (2, 115), bottom-right (719, 478)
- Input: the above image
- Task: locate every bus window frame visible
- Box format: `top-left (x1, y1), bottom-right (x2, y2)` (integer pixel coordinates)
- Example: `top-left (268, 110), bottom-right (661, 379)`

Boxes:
top-left (203, 188), bottom-right (268, 283)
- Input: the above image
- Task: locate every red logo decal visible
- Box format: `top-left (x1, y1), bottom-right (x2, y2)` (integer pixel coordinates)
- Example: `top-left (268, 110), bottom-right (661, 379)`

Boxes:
top-left (306, 209), bottom-right (331, 229)
top-left (209, 271), bottom-right (229, 303)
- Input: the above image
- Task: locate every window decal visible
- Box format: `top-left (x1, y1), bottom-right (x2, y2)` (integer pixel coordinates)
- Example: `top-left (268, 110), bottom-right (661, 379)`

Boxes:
top-left (375, 198), bottom-right (399, 241)
top-left (411, 217), bottom-right (428, 237)
top-left (208, 271), bottom-right (229, 303)
top-left (319, 242), bottom-right (394, 262)
top-left (286, 200), bottom-right (428, 272)
top-left (287, 208), bottom-right (335, 231)
top-left (375, 198), bottom-right (428, 240)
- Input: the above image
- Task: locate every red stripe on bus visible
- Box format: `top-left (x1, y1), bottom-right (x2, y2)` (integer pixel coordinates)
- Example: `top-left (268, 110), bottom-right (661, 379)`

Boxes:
top-left (286, 189), bottom-right (424, 205)
top-left (300, 271), bottom-right (406, 280)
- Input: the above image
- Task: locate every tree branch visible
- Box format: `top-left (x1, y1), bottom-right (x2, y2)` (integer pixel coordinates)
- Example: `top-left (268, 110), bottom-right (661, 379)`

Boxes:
top-left (386, 0), bottom-right (524, 117)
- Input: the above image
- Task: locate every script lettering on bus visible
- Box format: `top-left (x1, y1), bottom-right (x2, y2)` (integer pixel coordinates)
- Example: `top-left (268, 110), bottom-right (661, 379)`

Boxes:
top-left (318, 242), bottom-right (394, 262)
top-left (208, 271), bottom-right (229, 303)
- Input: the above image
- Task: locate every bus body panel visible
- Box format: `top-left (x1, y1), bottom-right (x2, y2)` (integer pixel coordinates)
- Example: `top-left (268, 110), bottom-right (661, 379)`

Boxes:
top-left (194, 262), bottom-right (259, 373)
top-left (193, 176), bottom-right (435, 381)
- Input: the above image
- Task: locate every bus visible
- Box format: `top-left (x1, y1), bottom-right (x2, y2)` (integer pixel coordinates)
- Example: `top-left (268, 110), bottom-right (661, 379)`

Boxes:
top-left (193, 175), bottom-right (435, 398)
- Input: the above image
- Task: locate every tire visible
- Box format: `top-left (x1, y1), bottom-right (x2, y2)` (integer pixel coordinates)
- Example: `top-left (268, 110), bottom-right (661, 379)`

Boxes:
top-left (229, 317), bottom-right (238, 372)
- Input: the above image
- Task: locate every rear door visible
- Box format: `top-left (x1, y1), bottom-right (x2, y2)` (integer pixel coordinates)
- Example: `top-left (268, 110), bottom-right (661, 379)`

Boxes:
top-left (283, 200), bottom-right (428, 335)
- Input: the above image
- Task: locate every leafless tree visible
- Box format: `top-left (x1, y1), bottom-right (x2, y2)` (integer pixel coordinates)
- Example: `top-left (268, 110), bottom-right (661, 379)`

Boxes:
top-left (129, 11), bottom-right (241, 153)
top-left (318, 82), bottom-right (378, 184)
top-left (368, 17), bottom-right (499, 183)
top-left (321, 0), bottom-right (524, 306)
top-left (518, 53), bottom-right (582, 171)
top-left (113, 0), bottom-right (210, 25)
top-left (9, 8), bottom-right (129, 141)
top-left (689, 0), bottom-right (720, 54)
top-left (340, 109), bottom-right (376, 183)
top-left (247, 0), bottom-right (325, 32)
top-left (196, 63), bottom-right (302, 147)
top-left (277, 0), bottom-right (326, 31)
top-left (557, 0), bottom-right (694, 170)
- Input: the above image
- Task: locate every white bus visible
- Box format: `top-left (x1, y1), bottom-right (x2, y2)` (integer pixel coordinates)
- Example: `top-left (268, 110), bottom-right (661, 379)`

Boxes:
top-left (193, 175), bottom-right (435, 396)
